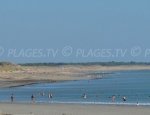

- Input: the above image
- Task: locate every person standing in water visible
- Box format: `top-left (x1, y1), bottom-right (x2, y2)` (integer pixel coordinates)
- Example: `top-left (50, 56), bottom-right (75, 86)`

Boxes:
top-left (112, 95), bottom-right (116, 102)
top-left (11, 94), bottom-right (14, 103)
top-left (48, 93), bottom-right (53, 99)
top-left (82, 93), bottom-right (87, 99)
top-left (31, 94), bottom-right (35, 103)
top-left (122, 96), bottom-right (127, 102)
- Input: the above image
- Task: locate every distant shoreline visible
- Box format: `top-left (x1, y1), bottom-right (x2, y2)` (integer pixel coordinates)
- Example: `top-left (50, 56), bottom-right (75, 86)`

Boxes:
top-left (1, 63), bottom-right (150, 88)
top-left (19, 61), bottom-right (150, 66)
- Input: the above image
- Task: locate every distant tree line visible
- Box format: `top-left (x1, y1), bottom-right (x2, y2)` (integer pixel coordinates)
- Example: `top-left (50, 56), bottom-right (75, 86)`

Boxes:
top-left (0, 62), bottom-right (14, 66)
top-left (19, 61), bottom-right (150, 66)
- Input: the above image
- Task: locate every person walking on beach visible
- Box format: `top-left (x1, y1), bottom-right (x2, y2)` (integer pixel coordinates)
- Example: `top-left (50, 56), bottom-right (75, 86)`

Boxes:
top-left (11, 93), bottom-right (14, 103)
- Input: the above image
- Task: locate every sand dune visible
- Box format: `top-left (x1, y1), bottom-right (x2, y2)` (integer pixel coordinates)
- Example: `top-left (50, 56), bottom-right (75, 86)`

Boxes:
top-left (1, 65), bottom-right (150, 88)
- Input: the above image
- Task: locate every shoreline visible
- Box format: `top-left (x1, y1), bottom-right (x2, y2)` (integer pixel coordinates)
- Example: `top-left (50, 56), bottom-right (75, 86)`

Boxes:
top-left (0, 101), bottom-right (149, 106)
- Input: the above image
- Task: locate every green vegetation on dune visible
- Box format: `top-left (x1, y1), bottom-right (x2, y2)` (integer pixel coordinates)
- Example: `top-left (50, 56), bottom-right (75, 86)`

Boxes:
top-left (0, 62), bottom-right (14, 66)
top-left (0, 62), bottom-right (22, 72)
top-left (1, 61), bottom-right (150, 72)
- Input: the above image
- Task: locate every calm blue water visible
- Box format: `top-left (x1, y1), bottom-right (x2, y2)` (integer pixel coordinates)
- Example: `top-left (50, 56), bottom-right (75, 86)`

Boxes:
top-left (0, 70), bottom-right (150, 105)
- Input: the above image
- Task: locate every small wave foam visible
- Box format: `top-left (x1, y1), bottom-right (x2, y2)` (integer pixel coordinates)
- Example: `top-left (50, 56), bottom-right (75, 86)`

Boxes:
top-left (35, 101), bottom-right (150, 106)
top-left (1, 100), bottom-right (150, 106)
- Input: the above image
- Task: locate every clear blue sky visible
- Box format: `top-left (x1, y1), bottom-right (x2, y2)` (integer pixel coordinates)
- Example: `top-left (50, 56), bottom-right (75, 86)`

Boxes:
top-left (0, 0), bottom-right (150, 63)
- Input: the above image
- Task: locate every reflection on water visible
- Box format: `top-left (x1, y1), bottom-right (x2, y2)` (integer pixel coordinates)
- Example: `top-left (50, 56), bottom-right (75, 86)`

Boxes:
top-left (1, 70), bottom-right (150, 105)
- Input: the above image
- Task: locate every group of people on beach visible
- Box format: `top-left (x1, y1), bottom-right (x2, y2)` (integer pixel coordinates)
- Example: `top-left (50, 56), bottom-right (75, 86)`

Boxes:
top-left (111, 95), bottom-right (127, 102)
top-left (32, 92), bottom-right (53, 103)
top-left (10, 92), bottom-right (129, 104)
top-left (10, 92), bottom-right (53, 103)
top-left (81, 93), bottom-right (128, 103)
top-left (39, 92), bottom-right (53, 98)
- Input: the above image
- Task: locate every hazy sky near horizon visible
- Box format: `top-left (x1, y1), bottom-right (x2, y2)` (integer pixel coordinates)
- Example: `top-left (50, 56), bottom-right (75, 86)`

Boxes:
top-left (0, 0), bottom-right (150, 63)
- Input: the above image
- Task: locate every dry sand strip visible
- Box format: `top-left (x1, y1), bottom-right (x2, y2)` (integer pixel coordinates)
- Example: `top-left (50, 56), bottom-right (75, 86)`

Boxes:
top-left (0, 103), bottom-right (150, 115)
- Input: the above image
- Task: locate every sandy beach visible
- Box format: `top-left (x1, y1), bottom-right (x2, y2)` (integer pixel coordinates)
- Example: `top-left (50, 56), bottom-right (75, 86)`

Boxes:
top-left (0, 103), bottom-right (150, 115)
